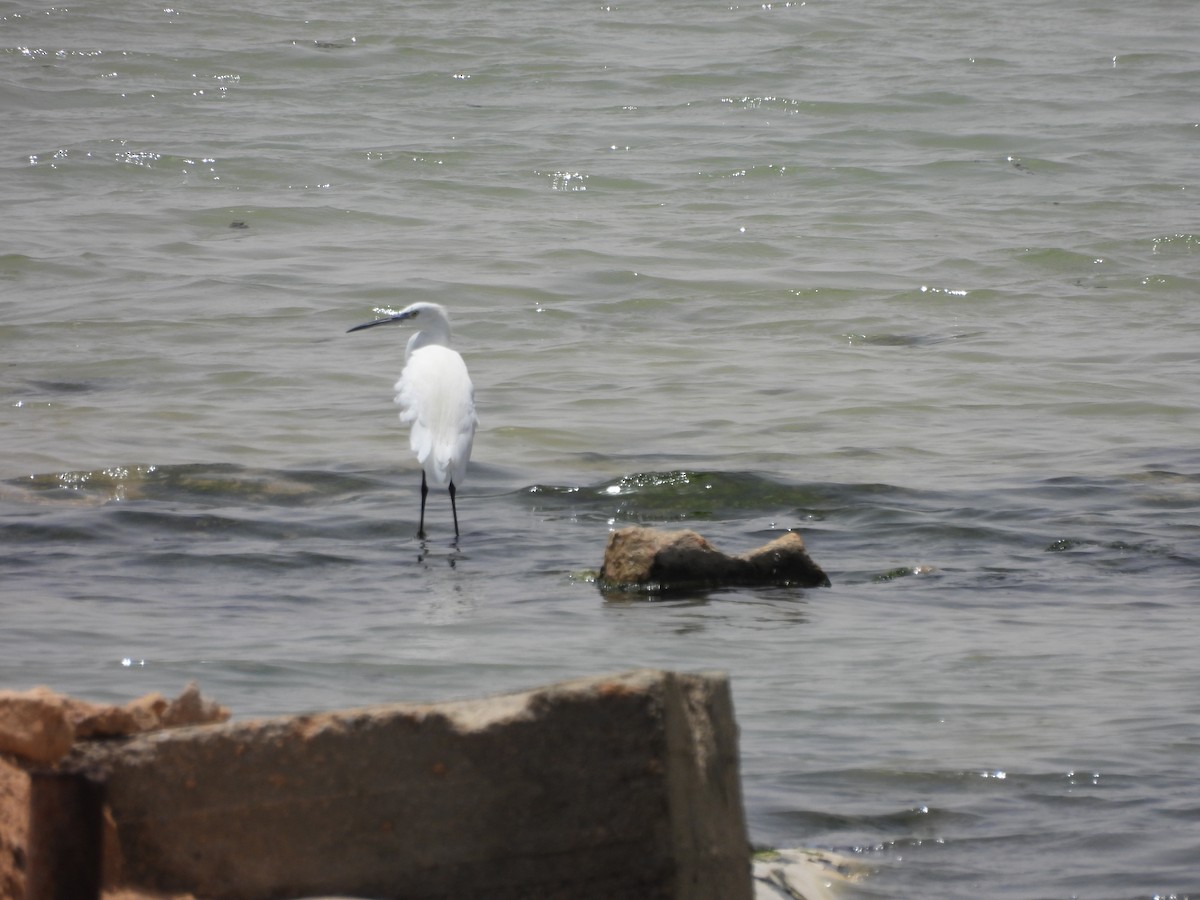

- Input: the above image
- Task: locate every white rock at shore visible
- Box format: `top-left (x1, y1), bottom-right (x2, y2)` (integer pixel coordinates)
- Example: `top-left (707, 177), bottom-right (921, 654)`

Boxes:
top-left (753, 847), bottom-right (871, 900)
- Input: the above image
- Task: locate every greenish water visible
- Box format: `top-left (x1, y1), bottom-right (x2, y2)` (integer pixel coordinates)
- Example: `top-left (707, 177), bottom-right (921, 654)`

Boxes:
top-left (4, 1), bottom-right (1200, 895)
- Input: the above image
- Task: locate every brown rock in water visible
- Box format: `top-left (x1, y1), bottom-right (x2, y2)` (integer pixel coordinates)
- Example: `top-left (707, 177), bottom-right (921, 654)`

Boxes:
top-left (599, 526), bottom-right (830, 591)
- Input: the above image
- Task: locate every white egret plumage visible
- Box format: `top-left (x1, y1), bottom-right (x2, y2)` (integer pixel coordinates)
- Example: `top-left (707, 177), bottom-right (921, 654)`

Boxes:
top-left (347, 302), bottom-right (477, 539)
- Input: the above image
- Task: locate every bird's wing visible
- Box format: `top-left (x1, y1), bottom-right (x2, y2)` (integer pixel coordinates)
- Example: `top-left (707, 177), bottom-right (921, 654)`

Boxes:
top-left (395, 345), bottom-right (477, 487)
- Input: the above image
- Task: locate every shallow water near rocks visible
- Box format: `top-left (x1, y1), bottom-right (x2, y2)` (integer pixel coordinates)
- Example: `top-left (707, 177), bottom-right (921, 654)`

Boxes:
top-left (4, 1), bottom-right (1200, 896)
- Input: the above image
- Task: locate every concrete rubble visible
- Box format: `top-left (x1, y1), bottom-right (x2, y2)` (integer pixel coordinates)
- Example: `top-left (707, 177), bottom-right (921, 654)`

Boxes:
top-left (3, 671), bottom-right (763, 900)
top-left (1, 682), bottom-right (229, 900)
top-left (598, 526), bottom-right (831, 592)
top-left (1, 672), bottom-right (862, 900)
top-left (0, 683), bottom-right (230, 767)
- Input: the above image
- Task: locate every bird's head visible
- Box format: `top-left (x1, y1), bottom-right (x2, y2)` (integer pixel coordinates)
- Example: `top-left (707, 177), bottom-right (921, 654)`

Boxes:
top-left (347, 303), bottom-right (455, 359)
top-left (347, 302), bottom-right (451, 334)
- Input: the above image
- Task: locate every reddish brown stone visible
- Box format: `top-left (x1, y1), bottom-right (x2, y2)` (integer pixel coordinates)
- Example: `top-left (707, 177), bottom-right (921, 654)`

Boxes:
top-left (0, 688), bottom-right (75, 766)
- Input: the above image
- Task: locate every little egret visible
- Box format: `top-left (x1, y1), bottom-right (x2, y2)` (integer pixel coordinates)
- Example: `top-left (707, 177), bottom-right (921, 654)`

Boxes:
top-left (347, 302), bottom-right (477, 539)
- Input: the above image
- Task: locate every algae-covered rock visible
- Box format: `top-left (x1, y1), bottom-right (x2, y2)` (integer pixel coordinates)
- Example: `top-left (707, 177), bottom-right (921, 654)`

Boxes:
top-left (599, 526), bottom-right (830, 593)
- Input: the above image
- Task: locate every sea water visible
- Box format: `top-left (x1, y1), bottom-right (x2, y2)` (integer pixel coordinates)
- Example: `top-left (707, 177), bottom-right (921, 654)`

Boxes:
top-left (3, 1), bottom-right (1199, 895)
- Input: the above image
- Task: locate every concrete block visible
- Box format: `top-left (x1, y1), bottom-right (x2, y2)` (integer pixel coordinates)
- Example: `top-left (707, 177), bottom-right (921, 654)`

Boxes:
top-left (63, 669), bottom-right (751, 900)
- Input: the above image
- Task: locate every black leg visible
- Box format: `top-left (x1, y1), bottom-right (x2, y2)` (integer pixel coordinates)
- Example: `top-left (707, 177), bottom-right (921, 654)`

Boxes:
top-left (449, 480), bottom-right (460, 538)
top-left (418, 471), bottom-right (428, 539)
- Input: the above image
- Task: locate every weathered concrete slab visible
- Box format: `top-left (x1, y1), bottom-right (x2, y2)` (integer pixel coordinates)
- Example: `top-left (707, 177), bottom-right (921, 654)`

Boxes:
top-left (599, 527), bottom-right (831, 592)
top-left (62, 669), bottom-right (750, 900)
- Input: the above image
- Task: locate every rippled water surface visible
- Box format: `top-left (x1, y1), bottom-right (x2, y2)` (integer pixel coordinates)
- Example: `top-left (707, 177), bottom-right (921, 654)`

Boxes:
top-left (4, 1), bottom-right (1200, 896)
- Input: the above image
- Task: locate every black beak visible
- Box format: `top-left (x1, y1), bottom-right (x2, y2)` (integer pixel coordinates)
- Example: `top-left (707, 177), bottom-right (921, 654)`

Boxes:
top-left (346, 311), bottom-right (415, 334)
top-left (347, 318), bottom-right (392, 334)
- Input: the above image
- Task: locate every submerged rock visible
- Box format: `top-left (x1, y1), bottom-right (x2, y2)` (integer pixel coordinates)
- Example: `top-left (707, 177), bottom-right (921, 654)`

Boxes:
top-left (598, 526), bottom-right (830, 592)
